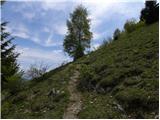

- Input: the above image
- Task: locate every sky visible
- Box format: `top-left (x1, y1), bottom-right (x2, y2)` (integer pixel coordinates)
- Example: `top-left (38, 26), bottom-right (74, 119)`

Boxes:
top-left (1, 0), bottom-right (145, 71)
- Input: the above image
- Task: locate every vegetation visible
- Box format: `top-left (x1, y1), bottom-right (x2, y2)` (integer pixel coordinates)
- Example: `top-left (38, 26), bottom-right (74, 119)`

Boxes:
top-left (113, 28), bottom-right (121, 40)
top-left (63, 5), bottom-right (92, 61)
top-left (26, 62), bottom-right (49, 80)
top-left (1, 63), bottom-right (75, 118)
top-left (1, 22), bottom-right (22, 91)
top-left (1, 1), bottom-right (159, 119)
top-left (76, 22), bottom-right (159, 118)
top-left (140, 0), bottom-right (159, 24)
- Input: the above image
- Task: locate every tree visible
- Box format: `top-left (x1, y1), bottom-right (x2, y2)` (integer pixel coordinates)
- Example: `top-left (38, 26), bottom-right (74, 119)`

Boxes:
top-left (140, 0), bottom-right (159, 24)
top-left (124, 19), bottom-right (137, 33)
top-left (1, 22), bottom-right (20, 89)
top-left (113, 28), bottom-right (121, 40)
top-left (26, 62), bottom-right (49, 80)
top-left (63, 5), bottom-right (92, 61)
top-left (1, 0), bottom-right (5, 5)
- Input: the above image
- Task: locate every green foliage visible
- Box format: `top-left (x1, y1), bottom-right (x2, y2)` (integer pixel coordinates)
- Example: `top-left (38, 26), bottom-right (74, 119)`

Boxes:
top-left (78, 93), bottom-right (126, 119)
top-left (1, 101), bottom-right (13, 116)
top-left (140, 0), bottom-right (159, 24)
top-left (1, 63), bottom-right (72, 119)
top-left (99, 37), bottom-right (112, 49)
top-left (113, 28), bottom-right (121, 40)
top-left (78, 64), bottom-right (97, 91)
top-left (1, 21), bottom-right (158, 119)
top-left (63, 5), bottom-right (92, 60)
top-left (78, 23), bottom-right (158, 118)
top-left (6, 72), bottom-right (23, 95)
top-left (115, 88), bottom-right (158, 111)
top-left (1, 22), bottom-right (20, 89)
top-left (124, 19), bottom-right (145, 33)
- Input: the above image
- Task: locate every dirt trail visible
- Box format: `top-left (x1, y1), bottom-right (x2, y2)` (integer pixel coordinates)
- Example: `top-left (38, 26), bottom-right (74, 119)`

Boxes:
top-left (63, 68), bottom-right (82, 119)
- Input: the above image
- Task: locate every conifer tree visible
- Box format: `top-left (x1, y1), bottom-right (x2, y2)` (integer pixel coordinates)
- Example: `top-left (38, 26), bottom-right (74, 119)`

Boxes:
top-left (63, 5), bottom-right (92, 60)
top-left (113, 28), bottom-right (121, 40)
top-left (140, 0), bottom-right (159, 24)
top-left (1, 22), bottom-right (20, 88)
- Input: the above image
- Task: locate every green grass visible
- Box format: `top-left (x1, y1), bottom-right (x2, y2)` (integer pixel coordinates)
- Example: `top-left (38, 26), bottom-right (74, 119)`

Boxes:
top-left (1, 64), bottom-right (76, 118)
top-left (1, 22), bottom-right (159, 119)
top-left (76, 22), bottom-right (159, 118)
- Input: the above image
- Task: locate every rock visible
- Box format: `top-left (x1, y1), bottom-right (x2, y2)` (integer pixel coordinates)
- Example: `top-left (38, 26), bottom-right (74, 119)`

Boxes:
top-left (112, 102), bottom-right (124, 112)
top-left (117, 103), bottom-right (124, 112)
top-left (155, 115), bottom-right (159, 119)
top-left (61, 91), bottom-right (65, 94)
top-left (57, 90), bottom-right (60, 94)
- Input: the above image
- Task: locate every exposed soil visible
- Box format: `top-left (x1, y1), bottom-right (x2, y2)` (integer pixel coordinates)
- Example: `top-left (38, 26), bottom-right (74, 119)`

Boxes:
top-left (63, 68), bottom-right (82, 119)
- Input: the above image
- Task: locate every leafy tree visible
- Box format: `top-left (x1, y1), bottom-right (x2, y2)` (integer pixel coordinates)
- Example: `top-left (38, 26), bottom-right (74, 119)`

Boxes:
top-left (140, 0), bottom-right (159, 24)
top-left (1, 22), bottom-right (20, 89)
top-left (124, 19), bottom-right (137, 33)
top-left (113, 28), bottom-right (121, 40)
top-left (26, 62), bottom-right (49, 80)
top-left (63, 5), bottom-right (92, 61)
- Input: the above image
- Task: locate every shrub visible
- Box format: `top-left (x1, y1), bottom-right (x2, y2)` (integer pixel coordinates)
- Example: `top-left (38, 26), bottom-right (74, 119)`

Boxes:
top-left (99, 77), bottom-right (116, 88)
top-left (115, 88), bottom-right (158, 110)
top-left (1, 101), bottom-right (13, 116)
top-left (140, 1), bottom-right (159, 24)
top-left (78, 64), bottom-right (97, 91)
top-left (26, 62), bottom-right (49, 80)
top-left (113, 28), bottom-right (121, 40)
top-left (99, 37), bottom-right (112, 49)
top-left (6, 72), bottom-right (24, 95)
top-left (124, 77), bottom-right (141, 86)
top-left (124, 19), bottom-right (145, 33)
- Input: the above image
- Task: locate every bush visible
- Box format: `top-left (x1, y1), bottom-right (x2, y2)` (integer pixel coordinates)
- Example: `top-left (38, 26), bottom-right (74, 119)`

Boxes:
top-left (99, 77), bottom-right (117, 88)
top-left (99, 37), bottom-right (112, 49)
top-left (78, 64), bottom-right (98, 91)
top-left (26, 62), bottom-right (49, 80)
top-left (124, 77), bottom-right (141, 86)
top-left (1, 101), bottom-right (13, 116)
top-left (124, 19), bottom-right (145, 33)
top-left (115, 88), bottom-right (158, 110)
top-left (140, 1), bottom-right (159, 24)
top-left (6, 72), bottom-right (24, 95)
top-left (113, 28), bottom-right (121, 40)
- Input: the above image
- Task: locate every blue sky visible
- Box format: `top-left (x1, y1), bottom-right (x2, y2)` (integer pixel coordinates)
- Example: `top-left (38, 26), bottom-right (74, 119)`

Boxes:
top-left (2, 0), bottom-right (145, 71)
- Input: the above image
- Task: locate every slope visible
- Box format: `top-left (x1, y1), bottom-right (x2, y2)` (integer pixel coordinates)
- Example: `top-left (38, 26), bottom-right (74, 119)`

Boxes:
top-left (76, 22), bottom-right (159, 118)
top-left (1, 22), bottom-right (159, 119)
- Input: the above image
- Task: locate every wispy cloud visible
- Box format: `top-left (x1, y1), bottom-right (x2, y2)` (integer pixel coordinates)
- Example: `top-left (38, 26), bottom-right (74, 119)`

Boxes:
top-left (3, 0), bottom-right (145, 71)
top-left (54, 23), bottom-right (67, 36)
top-left (16, 46), bottom-right (71, 70)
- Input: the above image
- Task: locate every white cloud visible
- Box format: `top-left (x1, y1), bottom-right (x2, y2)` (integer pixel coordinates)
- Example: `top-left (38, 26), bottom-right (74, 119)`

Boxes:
top-left (54, 23), bottom-right (67, 36)
top-left (7, 23), bottom-right (30, 39)
top-left (45, 32), bottom-right (56, 46)
top-left (41, 1), bottom-right (68, 11)
top-left (90, 43), bottom-right (100, 51)
top-left (7, 23), bottom-right (62, 47)
top-left (23, 12), bottom-right (35, 19)
top-left (16, 46), bottom-right (72, 70)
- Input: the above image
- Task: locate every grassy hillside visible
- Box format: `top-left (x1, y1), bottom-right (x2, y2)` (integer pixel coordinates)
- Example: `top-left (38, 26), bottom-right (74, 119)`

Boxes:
top-left (1, 22), bottom-right (159, 119)
top-left (76, 22), bottom-right (159, 118)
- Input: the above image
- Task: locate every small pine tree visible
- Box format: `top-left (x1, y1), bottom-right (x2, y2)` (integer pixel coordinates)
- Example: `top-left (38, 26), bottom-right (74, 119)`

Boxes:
top-left (113, 28), bottom-right (121, 40)
top-left (1, 22), bottom-right (20, 89)
top-left (63, 5), bottom-right (92, 61)
top-left (140, 0), bottom-right (159, 24)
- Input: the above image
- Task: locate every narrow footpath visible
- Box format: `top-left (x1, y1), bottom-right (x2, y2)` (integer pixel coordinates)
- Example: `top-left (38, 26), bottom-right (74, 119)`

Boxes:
top-left (63, 68), bottom-right (82, 119)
